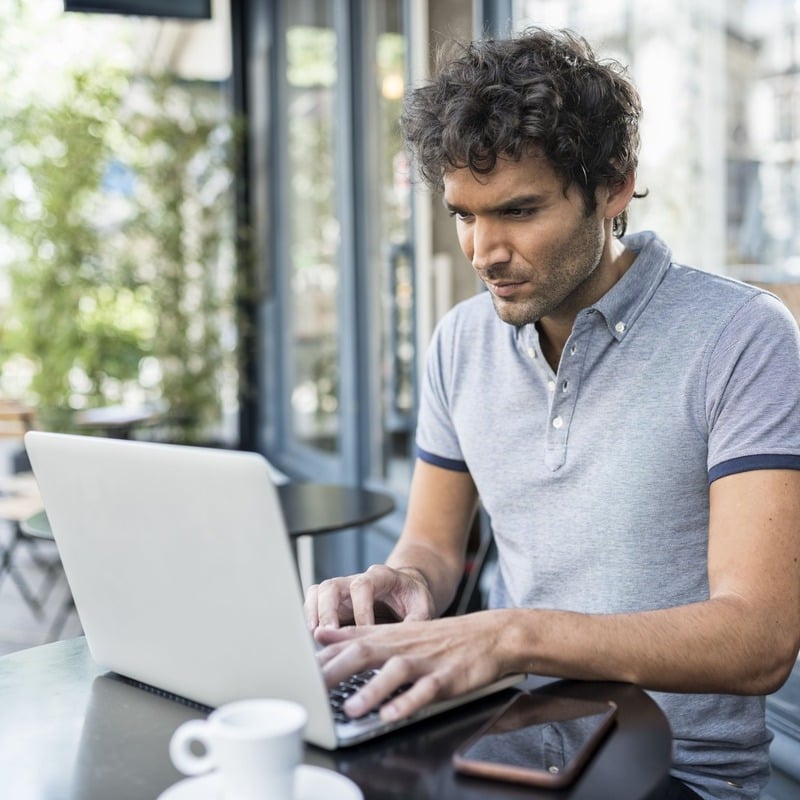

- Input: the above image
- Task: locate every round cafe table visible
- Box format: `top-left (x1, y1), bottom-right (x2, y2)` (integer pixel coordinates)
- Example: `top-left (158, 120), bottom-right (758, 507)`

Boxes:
top-left (276, 483), bottom-right (395, 537)
top-left (0, 637), bottom-right (673, 800)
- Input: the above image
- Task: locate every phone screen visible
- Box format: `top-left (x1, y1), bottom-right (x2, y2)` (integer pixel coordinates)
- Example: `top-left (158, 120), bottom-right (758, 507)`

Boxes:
top-left (453, 693), bottom-right (617, 788)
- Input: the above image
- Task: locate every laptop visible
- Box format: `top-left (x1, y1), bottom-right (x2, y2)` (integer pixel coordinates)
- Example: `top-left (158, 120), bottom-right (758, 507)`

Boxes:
top-left (24, 431), bottom-right (523, 749)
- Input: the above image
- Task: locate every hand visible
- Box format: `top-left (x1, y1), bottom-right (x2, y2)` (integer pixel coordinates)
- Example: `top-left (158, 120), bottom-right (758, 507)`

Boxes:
top-left (314, 611), bottom-right (513, 722)
top-left (304, 564), bottom-right (436, 630)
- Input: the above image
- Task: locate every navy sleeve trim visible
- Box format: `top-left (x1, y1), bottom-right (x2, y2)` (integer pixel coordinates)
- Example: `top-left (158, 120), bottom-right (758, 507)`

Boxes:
top-left (416, 446), bottom-right (470, 473)
top-left (709, 454), bottom-right (800, 484)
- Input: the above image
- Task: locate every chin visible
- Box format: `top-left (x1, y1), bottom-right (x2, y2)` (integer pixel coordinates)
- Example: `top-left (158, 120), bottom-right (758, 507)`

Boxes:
top-left (491, 298), bottom-right (540, 328)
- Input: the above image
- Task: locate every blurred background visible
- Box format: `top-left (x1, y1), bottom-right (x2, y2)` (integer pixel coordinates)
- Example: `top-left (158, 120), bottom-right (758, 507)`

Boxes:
top-left (0, 0), bottom-right (798, 634)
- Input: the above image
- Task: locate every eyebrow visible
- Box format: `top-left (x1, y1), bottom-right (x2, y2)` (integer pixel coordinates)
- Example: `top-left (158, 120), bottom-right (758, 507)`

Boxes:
top-left (442, 193), bottom-right (550, 214)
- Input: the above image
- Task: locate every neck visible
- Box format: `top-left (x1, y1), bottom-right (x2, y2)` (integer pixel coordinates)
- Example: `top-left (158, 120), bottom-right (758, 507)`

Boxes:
top-left (537, 240), bottom-right (636, 371)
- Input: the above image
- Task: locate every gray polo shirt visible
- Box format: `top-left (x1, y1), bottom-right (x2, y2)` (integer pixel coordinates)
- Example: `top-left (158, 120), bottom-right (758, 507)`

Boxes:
top-left (416, 230), bottom-right (800, 799)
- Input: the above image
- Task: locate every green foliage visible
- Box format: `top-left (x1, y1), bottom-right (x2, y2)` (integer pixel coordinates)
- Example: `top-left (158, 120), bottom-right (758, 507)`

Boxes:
top-left (123, 77), bottom-right (236, 440)
top-left (0, 61), bottom-right (236, 441)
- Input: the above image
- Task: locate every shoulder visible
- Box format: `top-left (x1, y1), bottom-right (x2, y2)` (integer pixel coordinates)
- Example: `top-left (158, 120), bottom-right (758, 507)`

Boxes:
top-left (624, 231), bottom-right (788, 322)
top-left (423, 292), bottom-right (521, 386)
top-left (429, 291), bottom-right (509, 351)
top-left (659, 263), bottom-right (797, 335)
top-left (436, 290), bottom-right (496, 329)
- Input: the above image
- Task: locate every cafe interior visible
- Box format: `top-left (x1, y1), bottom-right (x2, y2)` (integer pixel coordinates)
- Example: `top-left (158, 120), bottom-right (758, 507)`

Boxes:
top-left (0, 1), bottom-right (799, 798)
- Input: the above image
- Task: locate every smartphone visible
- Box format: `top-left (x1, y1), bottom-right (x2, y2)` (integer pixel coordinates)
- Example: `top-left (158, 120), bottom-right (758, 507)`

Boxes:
top-left (452, 693), bottom-right (617, 789)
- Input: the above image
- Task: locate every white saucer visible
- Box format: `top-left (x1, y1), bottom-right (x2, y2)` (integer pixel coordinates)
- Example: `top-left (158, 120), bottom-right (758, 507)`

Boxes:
top-left (157, 765), bottom-right (363, 800)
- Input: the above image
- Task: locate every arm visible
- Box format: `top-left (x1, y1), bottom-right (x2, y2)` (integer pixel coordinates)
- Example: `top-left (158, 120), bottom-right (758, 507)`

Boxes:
top-left (385, 459), bottom-right (480, 615)
top-left (316, 468), bottom-right (800, 721)
top-left (304, 459), bottom-right (479, 628)
top-left (500, 468), bottom-right (800, 693)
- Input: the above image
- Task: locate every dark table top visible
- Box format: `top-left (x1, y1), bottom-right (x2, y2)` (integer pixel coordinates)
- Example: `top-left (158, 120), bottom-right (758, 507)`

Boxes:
top-left (277, 483), bottom-right (395, 537)
top-left (72, 405), bottom-right (165, 439)
top-left (0, 637), bottom-right (672, 800)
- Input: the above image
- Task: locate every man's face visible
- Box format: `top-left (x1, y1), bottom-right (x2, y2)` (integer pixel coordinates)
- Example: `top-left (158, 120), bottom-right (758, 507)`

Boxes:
top-left (443, 153), bottom-right (614, 328)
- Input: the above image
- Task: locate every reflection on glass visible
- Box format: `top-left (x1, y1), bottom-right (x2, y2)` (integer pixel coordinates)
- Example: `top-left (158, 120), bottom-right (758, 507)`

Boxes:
top-left (512, 0), bottom-right (800, 291)
top-left (286, 2), bottom-right (340, 453)
top-left (456, 694), bottom-right (616, 787)
top-left (375, 4), bottom-right (414, 492)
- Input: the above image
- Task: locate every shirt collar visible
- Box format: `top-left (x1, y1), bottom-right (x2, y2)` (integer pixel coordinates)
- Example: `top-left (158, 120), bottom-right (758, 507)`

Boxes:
top-left (590, 230), bottom-right (673, 341)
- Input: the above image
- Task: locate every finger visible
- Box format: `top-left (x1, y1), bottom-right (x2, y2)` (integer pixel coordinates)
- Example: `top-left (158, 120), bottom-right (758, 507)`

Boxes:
top-left (314, 637), bottom-right (350, 668)
top-left (379, 671), bottom-right (447, 722)
top-left (314, 625), bottom-right (350, 647)
top-left (348, 573), bottom-right (377, 626)
top-left (314, 621), bottom-right (374, 649)
top-left (315, 577), bottom-right (357, 629)
top-left (355, 564), bottom-right (423, 623)
top-left (345, 647), bottom-right (463, 722)
top-left (320, 636), bottom-right (384, 690)
top-left (403, 609), bottom-right (432, 623)
top-left (343, 671), bottom-right (404, 719)
top-left (368, 564), bottom-right (435, 622)
top-left (303, 583), bottom-right (320, 631)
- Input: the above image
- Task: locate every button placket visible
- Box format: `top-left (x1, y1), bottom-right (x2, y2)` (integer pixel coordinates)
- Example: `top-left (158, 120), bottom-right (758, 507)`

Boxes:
top-left (544, 322), bottom-right (593, 471)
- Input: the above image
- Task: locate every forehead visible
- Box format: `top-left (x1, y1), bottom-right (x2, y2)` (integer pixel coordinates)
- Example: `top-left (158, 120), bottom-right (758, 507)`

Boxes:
top-left (442, 152), bottom-right (569, 208)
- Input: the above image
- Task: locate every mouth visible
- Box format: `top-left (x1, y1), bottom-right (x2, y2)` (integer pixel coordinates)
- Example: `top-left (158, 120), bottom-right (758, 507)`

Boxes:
top-left (486, 280), bottom-right (526, 299)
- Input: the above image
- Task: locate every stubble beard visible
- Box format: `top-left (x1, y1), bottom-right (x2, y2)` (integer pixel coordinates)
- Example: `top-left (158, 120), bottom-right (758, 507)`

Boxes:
top-left (487, 224), bottom-right (606, 328)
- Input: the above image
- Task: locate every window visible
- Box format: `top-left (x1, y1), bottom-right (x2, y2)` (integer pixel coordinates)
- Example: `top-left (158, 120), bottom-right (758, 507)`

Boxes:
top-left (372, 6), bottom-right (416, 495)
top-left (248, 1), bottom-right (412, 574)
top-left (0, 0), bottom-right (237, 444)
top-left (257, 1), bottom-right (414, 497)
top-left (511, 0), bottom-right (800, 290)
top-left (284, 4), bottom-right (342, 454)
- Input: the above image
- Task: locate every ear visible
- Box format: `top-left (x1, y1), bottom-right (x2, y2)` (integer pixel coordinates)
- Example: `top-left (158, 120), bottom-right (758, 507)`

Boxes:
top-left (602, 170), bottom-right (636, 221)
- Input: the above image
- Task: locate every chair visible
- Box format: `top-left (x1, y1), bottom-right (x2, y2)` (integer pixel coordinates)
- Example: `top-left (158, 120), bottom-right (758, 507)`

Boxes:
top-left (766, 662), bottom-right (800, 795)
top-left (444, 516), bottom-right (497, 617)
top-left (0, 477), bottom-right (54, 619)
top-left (0, 402), bottom-right (74, 639)
top-left (0, 400), bottom-right (37, 439)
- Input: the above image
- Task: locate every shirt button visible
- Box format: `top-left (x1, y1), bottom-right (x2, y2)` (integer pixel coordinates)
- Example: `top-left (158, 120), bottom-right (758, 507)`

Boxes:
top-left (615, 321), bottom-right (626, 333)
top-left (552, 416), bottom-right (563, 429)
top-left (547, 380), bottom-right (555, 392)
top-left (527, 347), bottom-right (537, 359)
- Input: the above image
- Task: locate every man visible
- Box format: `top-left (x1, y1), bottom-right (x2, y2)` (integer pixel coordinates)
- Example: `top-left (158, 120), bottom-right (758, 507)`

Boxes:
top-left (304, 28), bottom-right (800, 800)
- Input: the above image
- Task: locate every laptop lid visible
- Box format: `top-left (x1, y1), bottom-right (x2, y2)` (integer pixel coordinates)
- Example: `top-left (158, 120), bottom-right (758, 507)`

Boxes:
top-left (24, 431), bottom-right (341, 749)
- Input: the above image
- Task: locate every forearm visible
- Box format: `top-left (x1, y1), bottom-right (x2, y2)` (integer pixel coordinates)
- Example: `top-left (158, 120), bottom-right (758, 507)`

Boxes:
top-left (384, 460), bottom-right (480, 616)
top-left (498, 595), bottom-right (799, 696)
top-left (315, 592), bottom-right (797, 725)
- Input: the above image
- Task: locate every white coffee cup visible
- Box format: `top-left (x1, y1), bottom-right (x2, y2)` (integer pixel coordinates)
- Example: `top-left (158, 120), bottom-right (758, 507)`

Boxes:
top-left (169, 698), bottom-right (308, 799)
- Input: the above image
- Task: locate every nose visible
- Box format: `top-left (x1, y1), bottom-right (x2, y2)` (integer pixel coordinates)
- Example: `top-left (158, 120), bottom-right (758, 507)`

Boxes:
top-left (466, 217), bottom-right (512, 272)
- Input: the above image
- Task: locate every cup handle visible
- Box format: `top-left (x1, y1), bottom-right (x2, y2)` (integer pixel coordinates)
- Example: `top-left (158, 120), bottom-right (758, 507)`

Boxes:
top-left (169, 720), bottom-right (215, 776)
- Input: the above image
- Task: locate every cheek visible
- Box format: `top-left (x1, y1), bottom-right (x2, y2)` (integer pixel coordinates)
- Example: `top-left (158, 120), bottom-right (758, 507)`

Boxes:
top-left (455, 225), bottom-right (474, 260)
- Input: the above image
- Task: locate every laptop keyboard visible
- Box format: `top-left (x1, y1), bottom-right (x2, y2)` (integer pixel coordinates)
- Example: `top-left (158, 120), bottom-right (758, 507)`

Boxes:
top-left (329, 669), bottom-right (409, 725)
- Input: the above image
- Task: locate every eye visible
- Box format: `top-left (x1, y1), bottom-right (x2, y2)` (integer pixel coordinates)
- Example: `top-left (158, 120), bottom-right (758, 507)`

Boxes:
top-left (448, 210), bottom-right (473, 222)
top-left (502, 207), bottom-right (535, 219)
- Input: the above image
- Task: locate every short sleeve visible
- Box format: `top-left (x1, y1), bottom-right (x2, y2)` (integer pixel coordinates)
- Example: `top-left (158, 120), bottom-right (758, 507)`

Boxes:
top-left (415, 313), bottom-right (469, 472)
top-left (706, 291), bottom-right (800, 482)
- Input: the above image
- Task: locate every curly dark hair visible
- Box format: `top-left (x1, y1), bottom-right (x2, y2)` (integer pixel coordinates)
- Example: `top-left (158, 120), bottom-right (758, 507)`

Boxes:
top-left (400, 28), bottom-right (644, 236)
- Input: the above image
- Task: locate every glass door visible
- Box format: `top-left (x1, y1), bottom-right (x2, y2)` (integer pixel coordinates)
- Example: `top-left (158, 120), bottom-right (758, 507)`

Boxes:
top-left (283, 1), bottom-right (342, 458)
top-left (371, 2), bottom-right (416, 496)
top-left (260, 0), bottom-right (415, 531)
